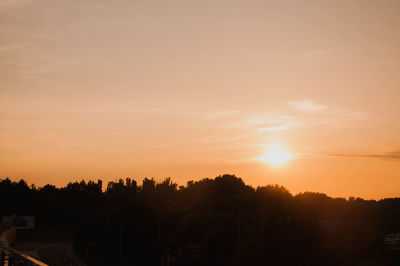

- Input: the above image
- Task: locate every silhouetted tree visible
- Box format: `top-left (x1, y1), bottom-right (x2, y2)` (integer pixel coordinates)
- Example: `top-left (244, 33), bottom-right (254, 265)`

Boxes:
top-left (1, 175), bottom-right (400, 266)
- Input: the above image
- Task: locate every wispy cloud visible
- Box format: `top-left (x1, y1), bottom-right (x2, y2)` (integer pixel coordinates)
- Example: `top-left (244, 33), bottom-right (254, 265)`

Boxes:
top-left (225, 113), bottom-right (303, 133)
top-left (257, 124), bottom-right (291, 133)
top-left (206, 109), bottom-right (242, 119)
top-left (326, 106), bottom-right (365, 120)
top-left (218, 99), bottom-right (365, 134)
top-left (289, 99), bottom-right (327, 112)
top-left (288, 99), bottom-right (365, 127)
top-left (328, 151), bottom-right (400, 160)
top-left (149, 100), bottom-right (367, 162)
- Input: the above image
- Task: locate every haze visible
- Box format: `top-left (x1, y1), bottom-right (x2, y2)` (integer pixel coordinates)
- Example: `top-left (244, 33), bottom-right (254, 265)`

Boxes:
top-left (1, 0), bottom-right (399, 199)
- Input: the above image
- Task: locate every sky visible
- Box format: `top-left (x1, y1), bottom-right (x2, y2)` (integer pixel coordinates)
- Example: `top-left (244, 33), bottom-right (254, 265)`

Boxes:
top-left (1, 0), bottom-right (399, 199)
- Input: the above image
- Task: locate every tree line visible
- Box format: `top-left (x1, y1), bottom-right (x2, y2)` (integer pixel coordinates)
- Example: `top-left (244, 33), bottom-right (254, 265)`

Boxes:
top-left (1, 174), bottom-right (400, 265)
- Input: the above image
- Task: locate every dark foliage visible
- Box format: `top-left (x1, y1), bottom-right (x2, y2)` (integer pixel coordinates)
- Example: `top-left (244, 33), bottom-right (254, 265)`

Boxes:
top-left (1, 174), bottom-right (400, 265)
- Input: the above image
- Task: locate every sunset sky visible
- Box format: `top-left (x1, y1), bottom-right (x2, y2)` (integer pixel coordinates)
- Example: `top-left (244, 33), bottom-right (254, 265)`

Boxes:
top-left (1, 0), bottom-right (399, 199)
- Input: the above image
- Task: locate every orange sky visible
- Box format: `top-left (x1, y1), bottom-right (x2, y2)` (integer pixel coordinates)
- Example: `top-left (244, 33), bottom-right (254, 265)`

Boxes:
top-left (1, 0), bottom-right (399, 199)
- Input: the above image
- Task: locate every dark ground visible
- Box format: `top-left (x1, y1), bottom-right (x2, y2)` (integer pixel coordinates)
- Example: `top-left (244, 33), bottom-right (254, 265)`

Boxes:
top-left (15, 230), bottom-right (86, 266)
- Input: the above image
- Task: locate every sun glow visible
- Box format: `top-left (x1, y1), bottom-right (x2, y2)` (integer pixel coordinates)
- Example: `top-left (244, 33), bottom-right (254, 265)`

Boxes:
top-left (258, 143), bottom-right (293, 166)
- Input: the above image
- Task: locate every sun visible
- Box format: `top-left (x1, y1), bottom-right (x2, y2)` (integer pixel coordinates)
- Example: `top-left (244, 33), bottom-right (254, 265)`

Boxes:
top-left (257, 143), bottom-right (292, 166)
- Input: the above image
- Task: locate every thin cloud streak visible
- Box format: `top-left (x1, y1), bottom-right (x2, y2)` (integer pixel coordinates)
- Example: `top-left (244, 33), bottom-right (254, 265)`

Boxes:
top-left (257, 124), bottom-right (291, 133)
top-left (217, 100), bottom-right (365, 134)
top-left (289, 99), bottom-right (327, 112)
top-left (328, 151), bottom-right (400, 160)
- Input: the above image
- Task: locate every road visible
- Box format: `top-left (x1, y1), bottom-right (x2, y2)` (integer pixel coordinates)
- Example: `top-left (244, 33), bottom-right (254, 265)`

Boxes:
top-left (16, 241), bottom-right (86, 266)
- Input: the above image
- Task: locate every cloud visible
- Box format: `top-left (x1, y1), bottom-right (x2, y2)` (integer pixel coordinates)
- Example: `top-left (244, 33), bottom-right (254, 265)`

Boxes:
top-left (287, 99), bottom-right (365, 128)
top-left (211, 100), bottom-right (365, 136)
top-left (226, 113), bottom-right (303, 132)
top-left (289, 99), bottom-right (327, 112)
top-left (328, 151), bottom-right (400, 160)
top-left (206, 109), bottom-right (242, 119)
top-left (257, 124), bottom-right (291, 133)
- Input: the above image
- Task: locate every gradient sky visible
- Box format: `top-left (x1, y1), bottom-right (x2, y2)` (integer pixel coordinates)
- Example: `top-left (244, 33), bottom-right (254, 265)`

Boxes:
top-left (1, 0), bottom-right (399, 199)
